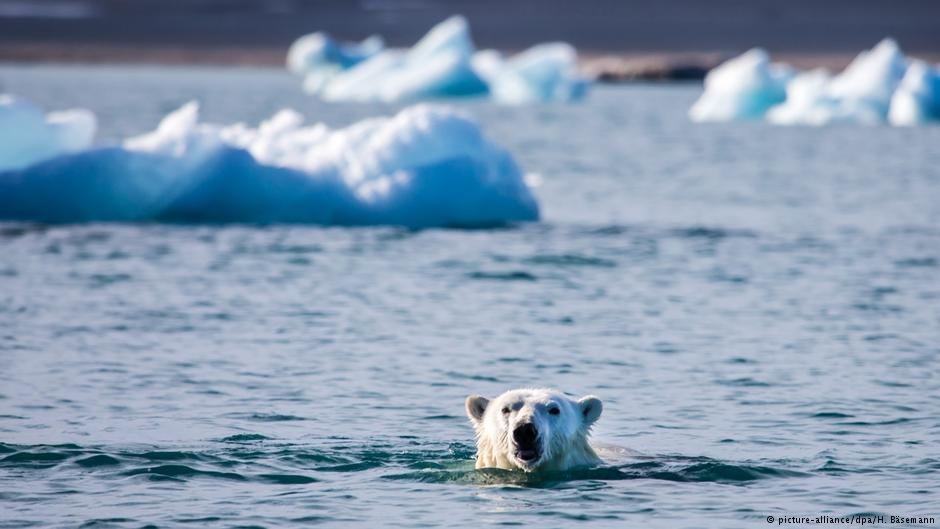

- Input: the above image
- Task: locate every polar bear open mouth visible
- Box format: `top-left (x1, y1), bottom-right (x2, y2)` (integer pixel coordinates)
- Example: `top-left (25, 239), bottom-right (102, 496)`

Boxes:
top-left (512, 423), bottom-right (541, 464)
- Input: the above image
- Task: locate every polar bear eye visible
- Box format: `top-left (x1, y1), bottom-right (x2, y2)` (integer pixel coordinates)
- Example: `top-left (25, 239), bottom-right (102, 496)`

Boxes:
top-left (548, 406), bottom-right (560, 416)
top-left (501, 406), bottom-right (511, 415)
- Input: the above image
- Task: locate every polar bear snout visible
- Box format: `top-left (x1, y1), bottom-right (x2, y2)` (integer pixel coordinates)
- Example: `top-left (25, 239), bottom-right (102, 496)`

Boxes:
top-left (512, 422), bottom-right (540, 462)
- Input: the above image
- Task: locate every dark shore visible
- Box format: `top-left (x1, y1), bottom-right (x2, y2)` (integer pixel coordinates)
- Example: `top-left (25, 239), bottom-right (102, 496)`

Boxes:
top-left (2, 0), bottom-right (939, 79)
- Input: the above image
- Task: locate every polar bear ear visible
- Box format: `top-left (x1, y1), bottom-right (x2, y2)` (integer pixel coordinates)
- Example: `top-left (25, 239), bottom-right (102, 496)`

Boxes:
top-left (577, 396), bottom-right (603, 428)
top-left (465, 395), bottom-right (490, 425)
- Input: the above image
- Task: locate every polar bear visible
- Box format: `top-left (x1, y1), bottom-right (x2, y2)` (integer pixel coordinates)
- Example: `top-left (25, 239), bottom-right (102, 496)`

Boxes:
top-left (465, 388), bottom-right (603, 472)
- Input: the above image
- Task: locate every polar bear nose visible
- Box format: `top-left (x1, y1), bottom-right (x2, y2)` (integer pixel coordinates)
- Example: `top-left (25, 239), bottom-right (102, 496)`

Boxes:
top-left (512, 423), bottom-right (538, 448)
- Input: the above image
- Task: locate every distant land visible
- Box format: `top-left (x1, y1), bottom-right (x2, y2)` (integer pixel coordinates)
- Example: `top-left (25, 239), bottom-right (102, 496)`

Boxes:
top-left (1, 0), bottom-right (938, 79)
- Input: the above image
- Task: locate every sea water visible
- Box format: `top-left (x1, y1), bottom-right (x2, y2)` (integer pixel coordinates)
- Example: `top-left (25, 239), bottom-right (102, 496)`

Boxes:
top-left (1, 65), bottom-right (938, 528)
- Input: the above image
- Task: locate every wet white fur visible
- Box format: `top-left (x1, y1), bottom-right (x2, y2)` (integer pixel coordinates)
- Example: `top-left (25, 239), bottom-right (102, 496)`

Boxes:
top-left (465, 388), bottom-right (602, 472)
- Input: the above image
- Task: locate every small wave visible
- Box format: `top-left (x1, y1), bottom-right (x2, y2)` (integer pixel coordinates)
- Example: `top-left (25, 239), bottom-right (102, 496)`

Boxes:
top-left (78, 518), bottom-right (135, 528)
top-left (221, 413), bottom-right (307, 422)
top-left (809, 412), bottom-right (855, 419)
top-left (522, 253), bottom-right (617, 268)
top-left (466, 270), bottom-right (537, 281)
top-left (74, 455), bottom-right (121, 467)
top-left (716, 377), bottom-right (772, 387)
top-left (0, 441), bottom-right (807, 490)
top-left (123, 464), bottom-right (247, 481)
top-left (316, 461), bottom-right (385, 472)
top-left (386, 456), bottom-right (807, 486)
top-left (895, 257), bottom-right (938, 268)
top-left (1, 451), bottom-right (72, 464)
top-left (220, 434), bottom-right (270, 443)
top-left (670, 226), bottom-right (756, 240)
top-left (135, 451), bottom-right (207, 462)
top-left (256, 473), bottom-right (318, 484)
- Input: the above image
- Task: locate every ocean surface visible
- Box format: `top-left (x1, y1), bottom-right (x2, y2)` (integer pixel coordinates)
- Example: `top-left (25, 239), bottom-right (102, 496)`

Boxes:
top-left (1, 65), bottom-right (939, 528)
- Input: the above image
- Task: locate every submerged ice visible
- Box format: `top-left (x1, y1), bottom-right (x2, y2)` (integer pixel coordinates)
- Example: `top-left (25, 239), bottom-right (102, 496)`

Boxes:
top-left (690, 39), bottom-right (940, 126)
top-left (0, 102), bottom-right (539, 227)
top-left (289, 15), bottom-right (589, 104)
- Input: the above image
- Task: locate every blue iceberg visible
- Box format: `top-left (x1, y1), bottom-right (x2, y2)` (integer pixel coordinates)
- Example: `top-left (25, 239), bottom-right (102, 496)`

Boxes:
top-left (290, 15), bottom-right (588, 104)
top-left (0, 102), bottom-right (540, 227)
top-left (889, 60), bottom-right (940, 126)
top-left (287, 32), bottom-right (384, 74)
top-left (769, 39), bottom-right (908, 125)
top-left (688, 48), bottom-right (794, 122)
top-left (692, 38), bottom-right (940, 126)
top-left (480, 43), bottom-right (589, 105)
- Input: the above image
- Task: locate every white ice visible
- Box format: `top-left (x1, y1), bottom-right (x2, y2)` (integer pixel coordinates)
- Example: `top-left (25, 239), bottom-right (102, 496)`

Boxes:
top-left (691, 38), bottom-right (940, 126)
top-left (766, 69), bottom-right (832, 125)
top-left (292, 15), bottom-right (589, 104)
top-left (287, 32), bottom-right (384, 75)
top-left (0, 100), bottom-right (539, 227)
top-left (484, 43), bottom-right (589, 104)
top-left (688, 48), bottom-right (794, 122)
top-left (313, 15), bottom-right (488, 102)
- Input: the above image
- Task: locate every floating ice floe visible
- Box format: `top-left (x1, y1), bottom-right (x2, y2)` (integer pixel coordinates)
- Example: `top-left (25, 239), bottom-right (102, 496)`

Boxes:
top-left (483, 43), bottom-right (590, 105)
top-left (287, 33), bottom-right (384, 74)
top-left (688, 48), bottom-right (794, 122)
top-left (290, 15), bottom-right (589, 104)
top-left (0, 101), bottom-right (540, 227)
top-left (0, 95), bottom-right (96, 171)
top-left (766, 69), bottom-right (832, 125)
top-left (690, 38), bottom-right (940, 126)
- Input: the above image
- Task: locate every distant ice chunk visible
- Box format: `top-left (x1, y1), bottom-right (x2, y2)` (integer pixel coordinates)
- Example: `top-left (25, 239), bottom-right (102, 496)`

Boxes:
top-left (123, 101), bottom-right (221, 157)
top-left (0, 95), bottom-right (96, 171)
top-left (487, 43), bottom-right (590, 104)
top-left (375, 48), bottom-right (490, 102)
top-left (689, 48), bottom-right (794, 122)
top-left (407, 14), bottom-right (475, 63)
top-left (766, 69), bottom-right (832, 125)
top-left (888, 60), bottom-right (940, 126)
top-left (315, 50), bottom-right (405, 101)
top-left (0, 102), bottom-right (539, 227)
top-left (293, 15), bottom-right (588, 104)
top-left (287, 32), bottom-right (384, 74)
top-left (822, 38), bottom-right (907, 123)
top-left (317, 15), bottom-right (489, 102)
top-left (691, 38), bottom-right (940, 126)
top-left (471, 49), bottom-right (506, 82)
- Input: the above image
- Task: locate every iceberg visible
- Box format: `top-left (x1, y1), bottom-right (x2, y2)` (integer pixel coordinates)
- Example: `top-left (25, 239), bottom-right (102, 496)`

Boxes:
top-left (0, 102), bottom-right (540, 227)
top-left (484, 43), bottom-right (590, 104)
top-left (766, 69), bottom-right (832, 125)
top-left (291, 15), bottom-right (589, 104)
top-left (821, 38), bottom-right (907, 123)
top-left (0, 95), bottom-right (96, 171)
top-left (691, 38), bottom-right (939, 126)
top-left (888, 60), bottom-right (940, 126)
top-left (315, 15), bottom-right (488, 102)
top-left (287, 32), bottom-right (384, 75)
top-left (688, 48), bottom-right (794, 122)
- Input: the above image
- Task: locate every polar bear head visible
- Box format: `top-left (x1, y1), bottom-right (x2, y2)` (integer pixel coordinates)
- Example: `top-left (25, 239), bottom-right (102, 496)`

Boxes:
top-left (465, 388), bottom-right (603, 472)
